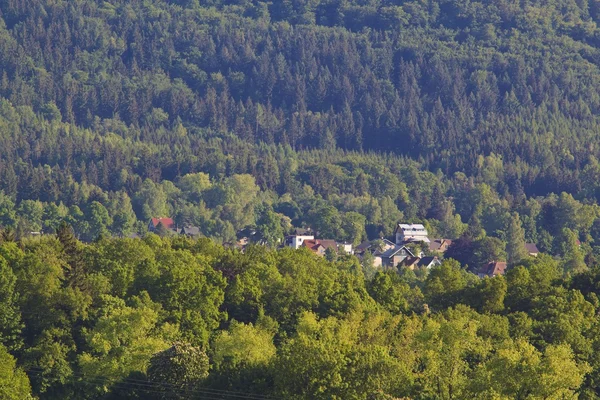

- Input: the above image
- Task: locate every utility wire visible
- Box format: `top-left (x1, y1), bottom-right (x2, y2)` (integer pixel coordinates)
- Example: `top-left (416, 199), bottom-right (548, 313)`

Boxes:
top-left (27, 369), bottom-right (232, 400)
top-left (26, 367), bottom-right (278, 400)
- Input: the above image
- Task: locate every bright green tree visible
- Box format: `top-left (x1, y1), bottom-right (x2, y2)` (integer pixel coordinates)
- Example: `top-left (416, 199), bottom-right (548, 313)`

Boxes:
top-left (0, 343), bottom-right (33, 399)
top-left (78, 294), bottom-right (172, 384)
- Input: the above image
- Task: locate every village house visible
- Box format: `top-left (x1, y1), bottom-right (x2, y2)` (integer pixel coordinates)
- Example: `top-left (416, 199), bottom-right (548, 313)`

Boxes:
top-left (355, 239), bottom-right (417, 268)
top-left (338, 242), bottom-right (353, 255)
top-left (355, 239), bottom-right (396, 255)
top-left (525, 243), bottom-right (539, 257)
top-left (149, 218), bottom-right (201, 237)
top-left (429, 239), bottom-right (453, 254)
top-left (395, 224), bottom-right (430, 245)
top-left (285, 228), bottom-right (315, 249)
top-left (180, 226), bottom-right (202, 237)
top-left (301, 239), bottom-right (339, 256)
top-left (399, 255), bottom-right (420, 270)
top-left (148, 217), bottom-right (177, 234)
top-left (418, 256), bottom-right (442, 269)
top-left (355, 239), bottom-right (397, 268)
top-left (478, 261), bottom-right (507, 278)
top-left (378, 245), bottom-right (416, 269)
top-left (399, 255), bottom-right (442, 270)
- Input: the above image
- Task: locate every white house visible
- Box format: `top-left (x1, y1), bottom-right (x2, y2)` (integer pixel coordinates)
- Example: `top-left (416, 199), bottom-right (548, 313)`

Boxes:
top-left (337, 242), bottom-right (353, 255)
top-left (395, 223), bottom-right (430, 245)
top-left (286, 228), bottom-right (315, 249)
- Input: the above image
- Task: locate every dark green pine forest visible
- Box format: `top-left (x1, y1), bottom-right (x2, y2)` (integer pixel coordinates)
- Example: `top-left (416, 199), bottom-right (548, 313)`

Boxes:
top-left (4, 0), bottom-right (600, 398)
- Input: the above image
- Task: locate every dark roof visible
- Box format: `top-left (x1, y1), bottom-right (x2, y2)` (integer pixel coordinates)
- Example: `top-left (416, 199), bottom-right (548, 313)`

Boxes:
top-left (182, 226), bottom-right (201, 236)
top-left (355, 241), bottom-right (373, 251)
top-left (401, 256), bottom-right (420, 267)
top-left (482, 261), bottom-right (507, 277)
top-left (525, 243), bottom-right (539, 254)
top-left (417, 256), bottom-right (440, 268)
top-left (429, 239), bottom-right (452, 251)
top-left (291, 228), bottom-right (313, 236)
top-left (150, 218), bottom-right (175, 230)
top-left (317, 239), bottom-right (338, 250)
top-left (380, 245), bottom-right (414, 259)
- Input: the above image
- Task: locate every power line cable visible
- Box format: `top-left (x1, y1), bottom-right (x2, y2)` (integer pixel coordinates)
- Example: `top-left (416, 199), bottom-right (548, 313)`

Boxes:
top-left (26, 367), bottom-right (278, 400)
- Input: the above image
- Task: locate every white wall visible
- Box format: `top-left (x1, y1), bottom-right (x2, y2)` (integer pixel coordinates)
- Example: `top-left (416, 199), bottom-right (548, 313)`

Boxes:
top-left (289, 235), bottom-right (315, 249)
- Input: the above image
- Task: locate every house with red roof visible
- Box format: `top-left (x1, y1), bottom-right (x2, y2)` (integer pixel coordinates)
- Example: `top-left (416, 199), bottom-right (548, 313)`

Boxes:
top-left (148, 217), bottom-right (176, 233)
top-left (302, 239), bottom-right (339, 256)
top-left (478, 261), bottom-right (507, 278)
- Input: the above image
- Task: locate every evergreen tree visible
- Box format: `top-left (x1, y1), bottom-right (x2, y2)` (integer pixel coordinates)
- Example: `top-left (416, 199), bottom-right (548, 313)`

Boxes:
top-left (506, 213), bottom-right (528, 265)
top-left (560, 228), bottom-right (587, 275)
top-left (56, 221), bottom-right (86, 290)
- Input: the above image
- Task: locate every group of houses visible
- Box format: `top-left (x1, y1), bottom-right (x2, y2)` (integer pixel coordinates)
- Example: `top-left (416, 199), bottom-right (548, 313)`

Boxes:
top-left (282, 223), bottom-right (443, 271)
top-left (147, 218), bottom-right (202, 237)
top-left (284, 228), bottom-right (353, 255)
top-left (150, 216), bottom-right (541, 278)
top-left (353, 224), bottom-right (443, 271)
top-left (352, 223), bottom-right (539, 278)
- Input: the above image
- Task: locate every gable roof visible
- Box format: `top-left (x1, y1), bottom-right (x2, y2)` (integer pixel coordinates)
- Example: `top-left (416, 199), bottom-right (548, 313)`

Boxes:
top-left (355, 241), bottom-right (373, 252)
top-left (525, 243), bottom-right (539, 254)
top-left (302, 239), bottom-right (325, 252)
top-left (430, 239), bottom-right (453, 252)
top-left (401, 256), bottom-right (420, 267)
top-left (481, 261), bottom-right (507, 277)
top-left (355, 239), bottom-right (394, 255)
top-left (380, 245), bottom-right (415, 259)
top-left (417, 256), bottom-right (441, 268)
top-left (150, 218), bottom-right (175, 230)
top-left (317, 239), bottom-right (338, 250)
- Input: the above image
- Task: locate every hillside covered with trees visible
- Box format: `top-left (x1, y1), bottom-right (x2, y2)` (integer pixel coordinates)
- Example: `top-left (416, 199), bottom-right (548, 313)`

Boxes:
top-left (3, 0), bottom-right (600, 397)
top-left (0, 0), bottom-right (600, 248)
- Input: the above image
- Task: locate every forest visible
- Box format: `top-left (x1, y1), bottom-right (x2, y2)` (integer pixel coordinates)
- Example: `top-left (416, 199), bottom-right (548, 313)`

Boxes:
top-left (3, 0), bottom-right (600, 397)
top-left (1, 230), bottom-right (600, 399)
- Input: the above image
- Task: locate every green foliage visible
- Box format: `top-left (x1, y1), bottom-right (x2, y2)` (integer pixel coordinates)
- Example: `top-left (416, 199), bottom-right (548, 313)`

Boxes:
top-left (0, 343), bottom-right (33, 399)
top-left (78, 294), bottom-right (172, 384)
top-left (0, 234), bottom-right (599, 398)
top-left (0, 255), bottom-right (23, 351)
top-left (2, 0), bottom-right (600, 397)
top-left (147, 342), bottom-right (209, 399)
top-left (424, 259), bottom-right (475, 310)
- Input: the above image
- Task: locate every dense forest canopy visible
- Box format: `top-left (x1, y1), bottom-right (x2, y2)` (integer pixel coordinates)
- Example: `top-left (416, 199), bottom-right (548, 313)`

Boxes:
top-left (1, 233), bottom-right (600, 399)
top-left (1, 0), bottom-right (600, 251)
top-left (4, 0), bottom-right (600, 398)
top-left (2, 0), bottom-right (600, 186)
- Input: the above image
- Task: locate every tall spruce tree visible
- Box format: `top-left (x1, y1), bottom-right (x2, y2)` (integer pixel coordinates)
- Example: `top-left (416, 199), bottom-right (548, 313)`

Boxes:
top-left (56, 221), bottom-right (87, 290)
top-left (506, 213), bottom-right (528, 265)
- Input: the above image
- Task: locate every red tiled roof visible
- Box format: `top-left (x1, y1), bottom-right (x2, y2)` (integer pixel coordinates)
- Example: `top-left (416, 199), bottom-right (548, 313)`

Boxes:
top-left (151, 218), bottom-right (175, 229)
top-left (482, 261), bottom-right (507, 277)
top-left (301, 239), bottom-right (324, 252)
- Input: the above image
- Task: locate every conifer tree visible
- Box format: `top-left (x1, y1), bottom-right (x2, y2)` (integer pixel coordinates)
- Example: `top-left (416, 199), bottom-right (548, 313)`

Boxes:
top-left (56, 221), bottom-right (86, 290)
top-left (506, 213), bottom-right (528, 265)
